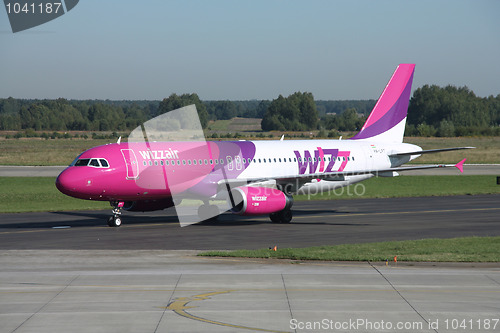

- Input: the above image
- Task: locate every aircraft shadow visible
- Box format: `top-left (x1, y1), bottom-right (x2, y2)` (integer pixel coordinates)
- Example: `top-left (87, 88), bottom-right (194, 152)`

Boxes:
top-left (0, 208), bottom-right (371, 229)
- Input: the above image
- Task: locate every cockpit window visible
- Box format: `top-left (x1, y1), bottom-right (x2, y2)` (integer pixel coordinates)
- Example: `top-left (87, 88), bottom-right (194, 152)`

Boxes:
top-left (75, 159), bottom-right (91, 166)
top-left (73, 158), bottom-right (110, 168)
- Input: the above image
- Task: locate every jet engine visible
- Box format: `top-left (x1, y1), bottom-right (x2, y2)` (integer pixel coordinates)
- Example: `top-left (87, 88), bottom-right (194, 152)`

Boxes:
top-left (229, 186), bottom-right (293, 215)
top-left (122, 198), bottom-right (175, 212)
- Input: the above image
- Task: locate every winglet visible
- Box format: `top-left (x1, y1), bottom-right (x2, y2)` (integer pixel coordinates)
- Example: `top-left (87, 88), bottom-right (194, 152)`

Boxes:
top-left (455, 158), bottom-right (466, 173)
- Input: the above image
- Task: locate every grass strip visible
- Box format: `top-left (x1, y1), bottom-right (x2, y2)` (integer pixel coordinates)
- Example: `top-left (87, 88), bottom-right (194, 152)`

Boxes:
top-left (0, 177), bottom-right (109, 213)
top-left (1, 176), bottom-right (499, 213)
top-left (199, 237), bottom-right (500, 262)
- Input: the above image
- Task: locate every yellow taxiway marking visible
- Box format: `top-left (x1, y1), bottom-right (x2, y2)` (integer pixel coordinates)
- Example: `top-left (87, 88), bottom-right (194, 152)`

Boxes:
top-left (165, 291), bottom-right (290, 333)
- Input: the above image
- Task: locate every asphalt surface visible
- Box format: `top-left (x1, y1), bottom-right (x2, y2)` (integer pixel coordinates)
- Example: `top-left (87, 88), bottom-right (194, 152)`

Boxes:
top-left (2, 194), bottom-right (500, 333)
top-left (2, 251), bottom-right (500, 333)
top-left (1, 194), bottom-right (499, 250)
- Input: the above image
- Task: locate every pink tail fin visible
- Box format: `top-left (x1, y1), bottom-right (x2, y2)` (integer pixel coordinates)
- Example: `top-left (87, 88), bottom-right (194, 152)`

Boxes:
top-left (350, 64), bottom-right (415, 143)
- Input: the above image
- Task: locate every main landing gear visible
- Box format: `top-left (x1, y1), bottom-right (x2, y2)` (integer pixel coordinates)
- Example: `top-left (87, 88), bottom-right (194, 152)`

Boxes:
top-left (269, 209), bottom-right (292, 224)
top-left (197, 203), bottom-right (220, 222)
top-left (108, 201), bottom-right (124, 227)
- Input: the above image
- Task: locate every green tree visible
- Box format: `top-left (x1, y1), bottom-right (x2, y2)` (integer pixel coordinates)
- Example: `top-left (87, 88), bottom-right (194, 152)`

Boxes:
top-left (158, 93), bottom-right (209, 128)
top-left (261, 92), bottom-right (318, 131)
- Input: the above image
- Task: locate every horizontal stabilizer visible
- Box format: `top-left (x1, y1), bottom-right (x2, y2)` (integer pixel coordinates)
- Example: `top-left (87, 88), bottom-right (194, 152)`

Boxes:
top-left (389, 147), bottom-right (475, 157)
top-left (455, 158), bottom-right (466, 173)
top-left (228, 159), bottom-right (471, 186)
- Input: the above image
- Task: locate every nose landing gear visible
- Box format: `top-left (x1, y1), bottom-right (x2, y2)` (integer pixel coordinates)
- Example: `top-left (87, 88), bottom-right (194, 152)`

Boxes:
top-left (108, 201), bottom-right (124, 227)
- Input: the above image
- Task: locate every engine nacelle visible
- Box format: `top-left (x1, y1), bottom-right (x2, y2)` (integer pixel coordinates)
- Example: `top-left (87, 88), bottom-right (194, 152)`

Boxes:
top-left (229, 186), bottom-right (293, 215)
top-left (122, 197), bottom-right (175, 212)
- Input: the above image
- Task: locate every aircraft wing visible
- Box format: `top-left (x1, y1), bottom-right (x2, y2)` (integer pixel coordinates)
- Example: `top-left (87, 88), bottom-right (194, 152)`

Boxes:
top-left (389, 147), bottom-right (474, 157)
top-left (218, 159), bottom-right (467, 187)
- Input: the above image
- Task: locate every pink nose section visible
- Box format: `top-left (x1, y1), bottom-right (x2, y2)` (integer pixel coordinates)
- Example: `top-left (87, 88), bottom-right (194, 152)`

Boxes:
top-left (55, 169), bottom-right (74, 195)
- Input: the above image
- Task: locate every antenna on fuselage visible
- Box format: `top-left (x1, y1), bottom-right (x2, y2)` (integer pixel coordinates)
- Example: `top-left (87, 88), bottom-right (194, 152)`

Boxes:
top-left (117, 136), bottom-right (122, 144)
top-left (280, 135), bottom-right (284, 141)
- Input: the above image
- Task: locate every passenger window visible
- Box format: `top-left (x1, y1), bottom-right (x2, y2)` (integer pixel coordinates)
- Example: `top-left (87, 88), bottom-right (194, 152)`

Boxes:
top-left (235, 156), bottom-right (242, 170)
top-left (188, 160), bottom-right (191, 165)
top-left (193, 160), bottom-right (196, 165)
top-left (166, 160), bottom-right (169, 166)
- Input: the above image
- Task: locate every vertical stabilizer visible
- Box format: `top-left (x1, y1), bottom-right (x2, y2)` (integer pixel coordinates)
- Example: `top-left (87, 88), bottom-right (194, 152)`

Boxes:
top-left (350, 64), bottom-right (415, 143)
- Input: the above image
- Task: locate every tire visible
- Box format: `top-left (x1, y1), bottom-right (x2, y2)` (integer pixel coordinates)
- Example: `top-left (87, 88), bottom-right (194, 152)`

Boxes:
top-left (198, 204), bottom-right (220, 222)
top-left (107, 216), bottom-right (122, 227)
top-left (279, 209), bottom-right (292, 223)
top-left (269, 212), bottom-right (280, 223)
top-left (107, 216), bottom-right (114, 227)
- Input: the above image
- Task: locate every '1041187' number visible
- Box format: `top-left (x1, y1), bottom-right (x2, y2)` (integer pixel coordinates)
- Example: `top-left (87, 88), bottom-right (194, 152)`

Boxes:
top-left (5, 2), bottom-right (62, 14)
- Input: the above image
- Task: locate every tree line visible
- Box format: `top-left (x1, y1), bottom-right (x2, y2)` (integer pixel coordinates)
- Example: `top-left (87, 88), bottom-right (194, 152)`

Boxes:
top-left (1, 84), bottom-right (499, 136)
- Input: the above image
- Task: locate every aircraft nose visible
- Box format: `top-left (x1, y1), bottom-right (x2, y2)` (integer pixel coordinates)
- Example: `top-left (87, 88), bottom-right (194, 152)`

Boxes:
top-left (56, 167), bottom-right (95, 199)
top-left (55, 168), bottom-right (76, 196)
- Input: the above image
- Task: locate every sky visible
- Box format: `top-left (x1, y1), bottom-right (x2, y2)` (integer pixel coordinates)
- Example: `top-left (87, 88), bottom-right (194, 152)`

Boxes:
top-left (1, 0), bottom-right (499, 101)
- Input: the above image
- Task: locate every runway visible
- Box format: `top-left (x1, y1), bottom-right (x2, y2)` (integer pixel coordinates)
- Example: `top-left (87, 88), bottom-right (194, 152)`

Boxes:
top-left (0, 194), bottom-right (499, 250)
top-left (2, 195), bottom-right (500, 332)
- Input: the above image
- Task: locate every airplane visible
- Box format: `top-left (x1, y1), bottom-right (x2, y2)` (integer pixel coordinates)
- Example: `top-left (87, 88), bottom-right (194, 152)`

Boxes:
top-left (56, 64), bottom-right (473, 227)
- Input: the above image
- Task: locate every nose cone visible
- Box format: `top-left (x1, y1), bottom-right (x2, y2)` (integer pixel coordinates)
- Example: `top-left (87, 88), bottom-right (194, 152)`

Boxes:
top-left (55, 167), bottom-right (77, 197)
top-left (56, 167), bottom-right (100, 199)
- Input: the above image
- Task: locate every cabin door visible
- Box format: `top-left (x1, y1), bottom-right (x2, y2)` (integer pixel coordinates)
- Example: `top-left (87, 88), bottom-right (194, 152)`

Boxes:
top-left (121, 149), bottom-right (139, 179)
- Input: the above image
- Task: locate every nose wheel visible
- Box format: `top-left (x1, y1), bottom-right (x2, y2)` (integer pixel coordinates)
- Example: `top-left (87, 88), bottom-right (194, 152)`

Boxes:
top-left (108, 201), bottom-right (124, 227)
top-left (107, 216), bottom-right (122, 227)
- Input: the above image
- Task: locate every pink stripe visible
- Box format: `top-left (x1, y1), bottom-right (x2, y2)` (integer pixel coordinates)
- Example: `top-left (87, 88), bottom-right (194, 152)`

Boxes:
top-left (361, 64), bottom-right (415, 130)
